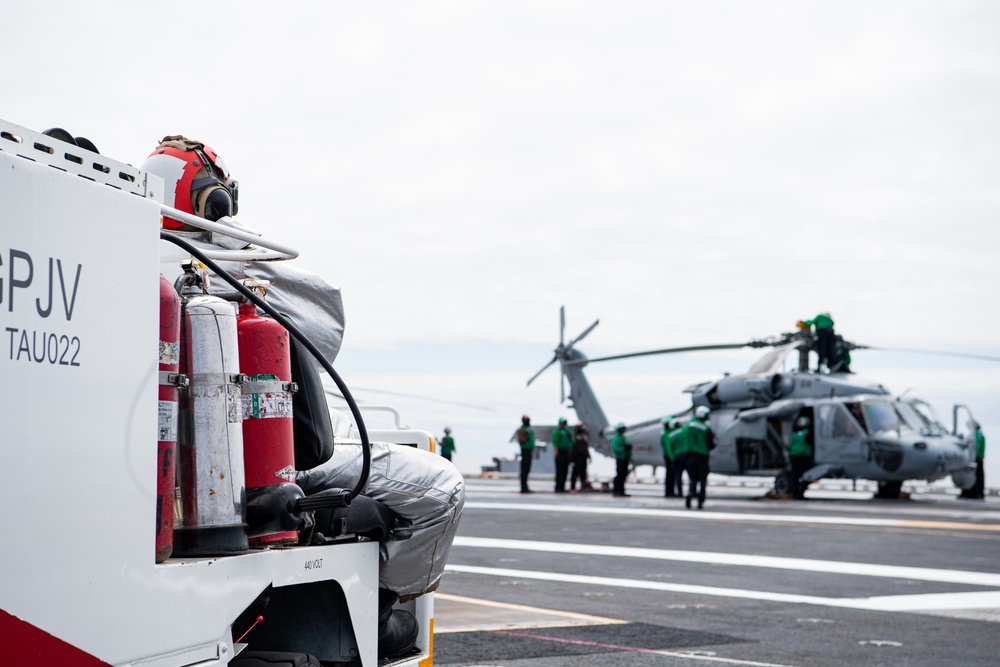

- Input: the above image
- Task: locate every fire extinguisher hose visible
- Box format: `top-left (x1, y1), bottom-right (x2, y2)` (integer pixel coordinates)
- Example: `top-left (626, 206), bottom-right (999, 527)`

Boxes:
top-left (161, 232), bottom-right (371, 503)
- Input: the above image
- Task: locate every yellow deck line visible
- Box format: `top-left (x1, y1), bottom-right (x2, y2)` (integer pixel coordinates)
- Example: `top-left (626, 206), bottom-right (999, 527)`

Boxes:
top-left (433, 592), bottom-right (625, 634)
top-left (895, 519), bottom-right (1000, 531)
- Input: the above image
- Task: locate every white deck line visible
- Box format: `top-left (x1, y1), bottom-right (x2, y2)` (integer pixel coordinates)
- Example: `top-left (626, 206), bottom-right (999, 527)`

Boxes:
top-left (464, 501), bottom-right (1000, 530)
top-left (446, 564), bottom-right (1000, 612)
top-left (452, 536), bottom-right (1000, 587)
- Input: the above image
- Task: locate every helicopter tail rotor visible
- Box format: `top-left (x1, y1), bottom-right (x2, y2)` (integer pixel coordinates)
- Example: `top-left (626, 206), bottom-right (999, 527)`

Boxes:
top-left (526, 306), bottom-right (600, 405)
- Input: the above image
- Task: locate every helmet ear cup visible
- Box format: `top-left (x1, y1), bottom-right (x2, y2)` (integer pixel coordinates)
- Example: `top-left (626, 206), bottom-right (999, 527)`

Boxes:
top-left (199, 186), bottom-right (234, 222)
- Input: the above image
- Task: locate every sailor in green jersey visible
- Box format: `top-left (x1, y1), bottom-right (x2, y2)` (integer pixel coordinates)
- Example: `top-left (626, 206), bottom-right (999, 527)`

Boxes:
top-left (516, 415), bottom-right (536, 493)
top-left (611, 422), bottom-right (632, 497)
top-left (552, 417), bottom-right (574, 493)
top-left (671, 417), bottom-right (688, 498)
top-left (965, 422), bottom-right (987, 499)
top-left (661, 418), bottom-right (683, 497)
top-left (440, 427), bottom-right (455, 462)
top-left (684, 406), bottom-right (714, 509)
top-left (789, 415), bottom-right (814, 499)
top-left (802, 312), bottom-right (836, 372)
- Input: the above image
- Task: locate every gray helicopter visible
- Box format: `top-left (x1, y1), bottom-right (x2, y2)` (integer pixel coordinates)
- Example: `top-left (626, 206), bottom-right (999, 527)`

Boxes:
top-left (527, 308), bottom-right (990, 498)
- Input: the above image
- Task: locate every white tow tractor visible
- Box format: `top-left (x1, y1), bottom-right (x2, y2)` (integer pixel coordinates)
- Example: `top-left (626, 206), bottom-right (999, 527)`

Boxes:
top-left (0, 119), bottom-right (435, 667)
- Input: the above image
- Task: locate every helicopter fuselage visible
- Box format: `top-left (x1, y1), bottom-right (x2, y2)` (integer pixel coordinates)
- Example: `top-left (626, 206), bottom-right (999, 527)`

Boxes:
top-left (588, 371), bottom-right (977, 489)
top-left (534, 315), bottom-right (979, 492)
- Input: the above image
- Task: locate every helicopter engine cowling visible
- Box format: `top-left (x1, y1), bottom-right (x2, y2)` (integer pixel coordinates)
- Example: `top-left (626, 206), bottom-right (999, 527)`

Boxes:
top-left (701, 373), bottom-right (793, 407)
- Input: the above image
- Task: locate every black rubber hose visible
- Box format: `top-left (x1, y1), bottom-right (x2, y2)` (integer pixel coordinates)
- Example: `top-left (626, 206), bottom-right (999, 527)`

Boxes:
top-left (160, 232), bottom-right (371, 502)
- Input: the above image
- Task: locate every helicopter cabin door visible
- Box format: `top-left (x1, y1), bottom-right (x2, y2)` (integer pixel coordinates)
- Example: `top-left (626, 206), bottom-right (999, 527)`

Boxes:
top-left (951, 404), bottom-right (978, 446)
top-left (814, 402), bottom-right (867, 464)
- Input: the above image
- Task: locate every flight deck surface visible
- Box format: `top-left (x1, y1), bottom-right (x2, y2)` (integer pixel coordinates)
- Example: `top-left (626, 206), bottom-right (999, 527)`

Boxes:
top-left (435, 477), bottom-right (1000, 667)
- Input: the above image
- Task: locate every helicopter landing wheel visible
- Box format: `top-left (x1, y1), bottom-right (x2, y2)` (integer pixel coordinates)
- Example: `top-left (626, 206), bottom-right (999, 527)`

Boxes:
top-left (875, 480), bottom-right (903, 499)
top-left (773, 471), bottom-right (794, 496)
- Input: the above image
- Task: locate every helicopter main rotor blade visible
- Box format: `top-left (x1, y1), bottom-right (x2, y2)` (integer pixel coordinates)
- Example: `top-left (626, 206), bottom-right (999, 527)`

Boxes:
top-left (564, 342), bottom-right (760, 366)
top-left (566, 319), bottom-right (600, 350)
top-left (527, 356), bottom-right (558, 387)
top-left (864, 347), bottom-right (1000, 364)
top-left (560, 305), bottom-right (566, 349)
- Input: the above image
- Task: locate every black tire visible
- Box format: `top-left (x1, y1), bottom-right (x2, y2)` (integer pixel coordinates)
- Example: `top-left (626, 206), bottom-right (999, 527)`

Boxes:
top-left (773, 471), bottom-right (794, 496)
top-left (875, 480), bottom-right (903, 499)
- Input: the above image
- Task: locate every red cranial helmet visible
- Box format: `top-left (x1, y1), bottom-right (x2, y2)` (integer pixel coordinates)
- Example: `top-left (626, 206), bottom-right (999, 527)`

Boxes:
top-left (141, 135), bottom-right (239, 229)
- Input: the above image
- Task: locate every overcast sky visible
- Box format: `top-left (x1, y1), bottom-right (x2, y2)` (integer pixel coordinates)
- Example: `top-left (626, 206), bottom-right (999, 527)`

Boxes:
top-left (5, 1), bottom-right (1000, 481)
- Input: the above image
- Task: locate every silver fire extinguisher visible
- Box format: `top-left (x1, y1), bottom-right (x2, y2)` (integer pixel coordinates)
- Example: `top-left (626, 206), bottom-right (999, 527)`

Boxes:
top-left (173, 261), bottom-right (249, 556)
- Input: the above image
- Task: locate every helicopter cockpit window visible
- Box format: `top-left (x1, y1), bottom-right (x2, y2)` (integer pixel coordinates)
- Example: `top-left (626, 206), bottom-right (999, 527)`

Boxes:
top-left (897, 401), bottom-right (945, 435)
top-left (818, 404), bottom-right (865, 439)
top-left (863, 401), bottom-right (902, 434)
top-left (845, 402), bottom-right (868, 433)
top-left (910, 401), bottom-right (948, 434)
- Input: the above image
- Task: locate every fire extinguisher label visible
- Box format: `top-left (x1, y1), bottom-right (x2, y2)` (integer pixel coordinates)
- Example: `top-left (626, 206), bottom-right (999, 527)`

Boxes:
top-left (242, 392), bottom-right (294, 420)
top-left (158, 340), bottom-right (179, 366)
top-left (274, 465), bottom-right (296, 482)
top-left (158, 400), bottom-right (178, 442)
top-left (227, 383), bottom-right (243, 423)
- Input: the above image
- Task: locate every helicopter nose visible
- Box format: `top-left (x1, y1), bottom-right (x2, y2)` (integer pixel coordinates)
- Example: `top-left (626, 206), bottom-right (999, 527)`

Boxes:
top-left (871, 440), bottom-right (904, 473)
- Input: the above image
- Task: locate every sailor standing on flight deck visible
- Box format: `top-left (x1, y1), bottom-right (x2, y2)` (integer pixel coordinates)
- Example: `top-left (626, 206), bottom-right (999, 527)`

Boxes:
top-left (670, 417), bottom-right (688, 498)
top-left (440, 427), bottom-right (455, 462)
top-left (570, 422), bottom-right (591, 492)
top-left (661, 418), bottom-right (678, 497)
top-left (974, 423), bottom-right (987, 499)
top-left (963, 423), bottom-right (987, 499)
top-left (789, 415), bottom-right (814, 500)
top-left (552, 417), bottom-right (574, 493)
top-left (685, 406), bottom-right (714, 509)
top-left (611, 423), bottom-right (632, 497)
top-left (517, 415), bottom-right (535, 493)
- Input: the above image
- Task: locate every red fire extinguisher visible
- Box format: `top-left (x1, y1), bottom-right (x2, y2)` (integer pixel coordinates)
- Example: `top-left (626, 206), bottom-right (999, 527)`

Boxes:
top-left (157, 274), bottom-right (181, 563)
top-left (237, 301), bottom-right (298, 546)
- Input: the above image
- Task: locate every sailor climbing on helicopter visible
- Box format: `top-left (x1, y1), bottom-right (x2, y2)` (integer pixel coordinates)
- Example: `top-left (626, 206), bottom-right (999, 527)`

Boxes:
top-left (799, 312), bottom-right (837, 372)
top-left (144, 137), bottom-right (465, 659)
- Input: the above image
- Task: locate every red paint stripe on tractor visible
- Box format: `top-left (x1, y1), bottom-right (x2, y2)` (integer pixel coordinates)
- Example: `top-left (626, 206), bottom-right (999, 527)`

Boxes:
top-left (0, 608), bottom-right (111, 666)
